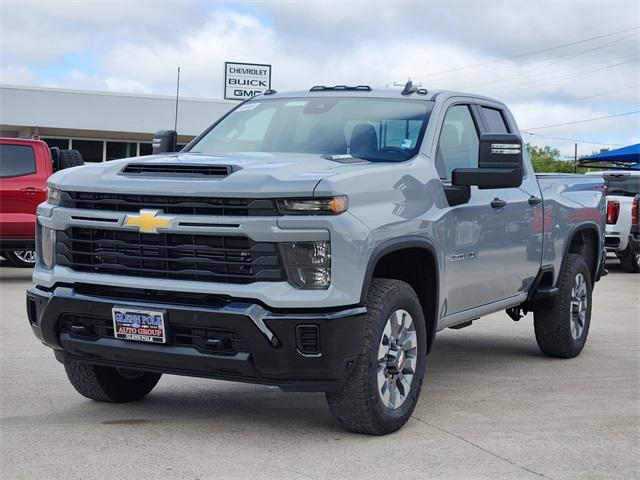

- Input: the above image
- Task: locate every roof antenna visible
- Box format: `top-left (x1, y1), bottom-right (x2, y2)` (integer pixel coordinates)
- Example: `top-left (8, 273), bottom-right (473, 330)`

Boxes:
top-left (401, 78), bottom-right (418, 95)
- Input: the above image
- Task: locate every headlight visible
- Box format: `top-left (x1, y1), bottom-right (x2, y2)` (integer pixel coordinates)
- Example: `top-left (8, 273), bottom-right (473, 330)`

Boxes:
top-left (280, 241), bottom-right (330, 289)
top-left (46, 186), bottom-right (62, 206)
top-left (41, 226), bottom-right (56, 269)
top-left (277, 196), bottom-right (348, 215)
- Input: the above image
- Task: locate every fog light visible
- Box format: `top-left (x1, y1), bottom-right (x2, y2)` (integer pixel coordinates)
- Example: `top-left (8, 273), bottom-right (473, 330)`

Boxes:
top-left (280, 241), bottom-right (330, 289)
top-left (41, 227), bottom-right (56, 268)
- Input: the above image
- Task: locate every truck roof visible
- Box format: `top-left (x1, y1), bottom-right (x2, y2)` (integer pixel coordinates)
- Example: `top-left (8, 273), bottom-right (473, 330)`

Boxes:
top-left (255, 86), bottom-right (507, 106)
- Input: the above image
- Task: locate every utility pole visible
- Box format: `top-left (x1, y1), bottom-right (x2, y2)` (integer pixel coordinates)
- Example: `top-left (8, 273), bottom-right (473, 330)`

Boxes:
top-left (574, 143), bottom-right (578, 173)
top-left (174, 66), bottom-right (181, 132)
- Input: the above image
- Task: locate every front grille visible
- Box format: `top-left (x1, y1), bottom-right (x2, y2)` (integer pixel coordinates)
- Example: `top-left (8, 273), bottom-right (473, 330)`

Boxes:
top-left (74, 284), bottom-right (230, 308)
top-left (121, 164), bottom-right (232, 177)
top-left (61, 192), bottom-right (278, 216)
top-left (56, 227), bottom-right (285, 284)
top-left (60, 314), bottom-right (249, 354)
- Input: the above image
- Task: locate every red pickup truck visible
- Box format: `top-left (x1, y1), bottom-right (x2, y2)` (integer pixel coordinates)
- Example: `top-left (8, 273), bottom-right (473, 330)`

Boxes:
top-left (0, 138), bottom-right (83, 267)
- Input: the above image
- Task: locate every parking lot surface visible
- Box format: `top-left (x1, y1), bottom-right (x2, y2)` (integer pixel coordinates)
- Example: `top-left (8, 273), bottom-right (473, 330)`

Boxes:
top-left (0, 259), bottom-right (638, 480)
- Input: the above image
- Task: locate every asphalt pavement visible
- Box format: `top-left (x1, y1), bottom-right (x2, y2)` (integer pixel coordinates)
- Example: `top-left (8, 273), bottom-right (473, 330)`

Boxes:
top-left (0, 259), bottom-right (638, 480)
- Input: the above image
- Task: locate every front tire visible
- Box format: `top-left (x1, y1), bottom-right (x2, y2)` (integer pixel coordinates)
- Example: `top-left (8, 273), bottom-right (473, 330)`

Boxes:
top-left (326, 278), bottom-right (427, 435)
top-left (2, 250), bottom-right (36, 268)
top-left (534, 254), bottom-right (592, 358)
top-left (64, 359), bottom-right (161, 403)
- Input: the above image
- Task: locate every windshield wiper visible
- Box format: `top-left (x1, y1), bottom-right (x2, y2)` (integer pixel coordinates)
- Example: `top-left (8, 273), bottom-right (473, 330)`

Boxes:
top-left (321, 154), bottom-right (367, 164)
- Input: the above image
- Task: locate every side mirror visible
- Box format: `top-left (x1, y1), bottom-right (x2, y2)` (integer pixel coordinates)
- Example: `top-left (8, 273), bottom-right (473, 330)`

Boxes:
top-left (152, 130), bottom-right (177, 154)
top-left (452, 133), bottom-right (523, 189)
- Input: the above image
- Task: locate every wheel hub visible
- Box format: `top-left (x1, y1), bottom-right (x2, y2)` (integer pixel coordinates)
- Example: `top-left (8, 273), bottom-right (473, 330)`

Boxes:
top-left (569, 273), bottom-right (588, 340)
top-left (376, 309), bottom-right (418, 410)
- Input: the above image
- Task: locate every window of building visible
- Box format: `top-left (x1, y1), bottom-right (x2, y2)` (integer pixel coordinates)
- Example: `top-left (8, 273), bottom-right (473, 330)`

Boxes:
top-left (72, 139), bottom-right (104, 162)
top-left (481, 107), bottom-right (509, 133)
top-left (139, 143), bottom-right (153, 156)
top-left (106, 141), bottom-right (137, 160)
top-left (41, 138), bottom-right (70, 150)
top-left (0, 144), bottom-right (36, 178)
top-left (435, 105), bottom-right (479, 180)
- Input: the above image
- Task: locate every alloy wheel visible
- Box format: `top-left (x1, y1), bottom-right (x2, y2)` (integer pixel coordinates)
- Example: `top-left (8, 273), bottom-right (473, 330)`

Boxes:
top-left (570, 273), bottom-right (588, 340)
top-left (376, 309), bottom-right (418, 409)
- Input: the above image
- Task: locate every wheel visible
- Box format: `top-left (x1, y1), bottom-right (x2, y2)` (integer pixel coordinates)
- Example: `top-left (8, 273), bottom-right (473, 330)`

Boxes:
top-left (534, 254), bottom-right (592, 358)
top-left (57, 149), bottom-right (84, 170)
top-left (2, 250), bottom-right (37, 267)
top-left (64, 359), bottom-right (161, 403)
top-left (619, 246), bottom-right (640, 273)
top-left (326, 278), bottom-right (427, 435)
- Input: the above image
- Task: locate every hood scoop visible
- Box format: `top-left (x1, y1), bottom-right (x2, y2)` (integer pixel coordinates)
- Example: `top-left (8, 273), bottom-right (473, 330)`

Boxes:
top-left (121, 163), bottom-right (233, 178)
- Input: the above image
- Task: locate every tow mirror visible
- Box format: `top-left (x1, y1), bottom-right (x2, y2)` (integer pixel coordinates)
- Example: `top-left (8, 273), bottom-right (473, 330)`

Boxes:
top-left (152, 130), bottom-right (178, 154)
top-left (452, 133), bottom-right (523, 189)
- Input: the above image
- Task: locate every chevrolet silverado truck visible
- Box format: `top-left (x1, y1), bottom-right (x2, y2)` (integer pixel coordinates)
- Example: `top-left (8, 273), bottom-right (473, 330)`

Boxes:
top-left (27, 85), bottom-right (606, 435)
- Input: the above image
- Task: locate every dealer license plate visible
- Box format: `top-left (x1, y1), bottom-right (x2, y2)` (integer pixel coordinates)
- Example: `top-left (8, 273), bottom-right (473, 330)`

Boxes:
top-left (112, 307), bottom-right (166, 344)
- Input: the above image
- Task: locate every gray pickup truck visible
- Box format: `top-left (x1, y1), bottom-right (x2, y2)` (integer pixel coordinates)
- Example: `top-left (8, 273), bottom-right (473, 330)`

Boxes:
top-left (27, 85), bottom-right (606, 435)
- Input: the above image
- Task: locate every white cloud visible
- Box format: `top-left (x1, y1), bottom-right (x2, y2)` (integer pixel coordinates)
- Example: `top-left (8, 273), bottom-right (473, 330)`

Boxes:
top-left (0, 0), bottom-right (638, 156)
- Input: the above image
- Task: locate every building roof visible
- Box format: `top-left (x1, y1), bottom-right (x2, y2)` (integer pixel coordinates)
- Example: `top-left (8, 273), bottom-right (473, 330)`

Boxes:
top-left (0, 84), bottom-right (235, 137)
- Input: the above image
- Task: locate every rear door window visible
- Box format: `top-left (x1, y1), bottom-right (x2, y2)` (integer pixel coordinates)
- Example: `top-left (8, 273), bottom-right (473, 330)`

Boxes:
top-left (481, 107), bottom-right (510, 133)
top-left (604, 175), bottom-right (640, 197)
top-left (0, 144), bottom-right (37, 178)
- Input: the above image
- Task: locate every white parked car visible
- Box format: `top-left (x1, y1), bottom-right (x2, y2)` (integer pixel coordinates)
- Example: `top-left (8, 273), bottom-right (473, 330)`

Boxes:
top-left (587, 170), bottom-right (640, 272)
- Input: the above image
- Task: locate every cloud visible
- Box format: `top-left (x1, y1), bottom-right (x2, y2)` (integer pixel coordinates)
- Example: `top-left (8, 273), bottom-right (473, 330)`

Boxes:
top-left (0, 0), bottom-right (638, 156)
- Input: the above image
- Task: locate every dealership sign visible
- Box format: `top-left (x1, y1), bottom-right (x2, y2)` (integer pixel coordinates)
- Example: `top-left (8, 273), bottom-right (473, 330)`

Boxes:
top-left (224, 62), bottom-right (272, 100)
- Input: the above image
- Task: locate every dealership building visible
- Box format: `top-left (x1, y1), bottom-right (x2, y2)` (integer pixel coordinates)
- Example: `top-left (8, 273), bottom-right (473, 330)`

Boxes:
top-left (0, 85), bottom-right (235, 161)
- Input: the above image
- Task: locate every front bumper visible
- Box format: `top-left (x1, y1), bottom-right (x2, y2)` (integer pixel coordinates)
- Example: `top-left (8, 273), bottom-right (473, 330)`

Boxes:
top-left (26, 285), bottom-right (367, 392)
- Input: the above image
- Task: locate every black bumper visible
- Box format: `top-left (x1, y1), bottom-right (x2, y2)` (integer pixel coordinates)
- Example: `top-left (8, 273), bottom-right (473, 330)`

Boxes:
top-left (26, 286), bottom-right (367, 392)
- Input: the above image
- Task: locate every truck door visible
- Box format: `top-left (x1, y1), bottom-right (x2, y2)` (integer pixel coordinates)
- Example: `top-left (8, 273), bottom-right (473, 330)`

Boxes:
top-left (0, 142), bottom-right (46, 240)
top-left (434, 104), bottom-right (511, 316)
top-left (475, 105), bottom-right (543, 292)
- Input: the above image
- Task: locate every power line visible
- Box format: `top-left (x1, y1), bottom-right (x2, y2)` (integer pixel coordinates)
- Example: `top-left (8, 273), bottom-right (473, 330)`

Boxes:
top-left (397, 25), bottom-right (640, 83)
top-left (524, 110), bottom-right (640, 130)
top-left (512, 84), bottom-right (640, 113)
top-left (464, 33), bottom-right (640, 91)
top-left (521, 131), bottom-right (625, 147)
top-left (497, 55), bottom-right (639, 97)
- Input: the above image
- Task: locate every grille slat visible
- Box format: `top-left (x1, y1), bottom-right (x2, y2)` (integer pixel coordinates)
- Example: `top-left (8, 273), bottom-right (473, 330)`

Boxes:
top-left (61, 314), bottom-right (249, 354)
top-left (61, 192), bottom-right (278, 216)
top-left (57, 227), bottom-right (285, 284)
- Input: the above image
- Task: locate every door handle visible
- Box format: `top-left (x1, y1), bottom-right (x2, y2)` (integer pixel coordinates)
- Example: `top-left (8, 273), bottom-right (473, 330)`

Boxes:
top-left (490, 198), bottom-right (507, 209)
top-left (20, 187), bottom-right (43, 196)
top-left (528, 196), bottom-right (542, 206)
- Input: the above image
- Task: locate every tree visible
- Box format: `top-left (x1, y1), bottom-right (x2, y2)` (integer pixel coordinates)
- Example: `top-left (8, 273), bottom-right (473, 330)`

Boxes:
top-left (526, 144), bottom-right (575, 173)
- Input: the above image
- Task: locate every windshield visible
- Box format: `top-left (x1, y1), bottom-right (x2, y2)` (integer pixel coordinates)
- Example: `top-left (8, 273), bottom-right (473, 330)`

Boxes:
top-left (604, 174), bottom-right (640, 197)
top-left (187, 97), bottom-right (433, 162)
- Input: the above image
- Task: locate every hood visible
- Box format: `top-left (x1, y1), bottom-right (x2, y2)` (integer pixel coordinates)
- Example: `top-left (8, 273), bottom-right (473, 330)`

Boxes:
top-left (48, 152), bottom-right (374, 197)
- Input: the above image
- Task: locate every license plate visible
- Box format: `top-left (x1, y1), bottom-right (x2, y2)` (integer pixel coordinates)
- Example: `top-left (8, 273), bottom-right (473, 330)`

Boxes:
top-left (112, 307), bottom-right (166, 344)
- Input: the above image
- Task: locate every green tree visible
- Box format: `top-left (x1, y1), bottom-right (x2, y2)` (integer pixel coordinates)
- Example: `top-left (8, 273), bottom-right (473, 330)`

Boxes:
top-left (526, 144), bottom-right (575, 173)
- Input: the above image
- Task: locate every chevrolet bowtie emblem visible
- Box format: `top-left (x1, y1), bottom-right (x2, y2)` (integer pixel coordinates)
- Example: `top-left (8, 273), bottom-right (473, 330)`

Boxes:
top-left (123, 209), bottom-right (174, 233)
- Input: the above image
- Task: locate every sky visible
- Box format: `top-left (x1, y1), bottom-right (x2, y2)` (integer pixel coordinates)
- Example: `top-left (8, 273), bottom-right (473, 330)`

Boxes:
top-left (0, 0), bottom-right (639, 158)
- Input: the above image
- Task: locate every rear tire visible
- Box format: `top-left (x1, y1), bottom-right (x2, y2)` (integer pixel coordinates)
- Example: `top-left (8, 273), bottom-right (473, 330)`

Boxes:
top-left (2, 250), bottom-right (36, 268)
top-left (534, 254), bottom-right (592, 358)
top-left (64, 359), bottom-right (161, 403)
top-left (326, 278), bottom-right (427, 435)
top-left (619, 246), bottom-right (640, 273)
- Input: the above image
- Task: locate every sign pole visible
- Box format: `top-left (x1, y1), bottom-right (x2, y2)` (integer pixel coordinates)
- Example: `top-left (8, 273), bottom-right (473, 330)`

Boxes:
top-left (174, 66), bottom-right (181, 132)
